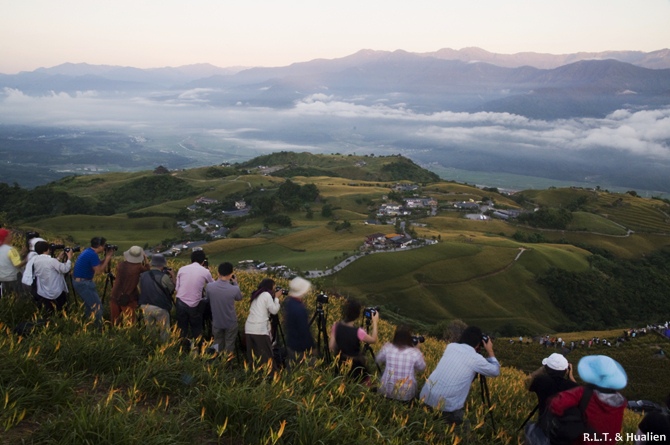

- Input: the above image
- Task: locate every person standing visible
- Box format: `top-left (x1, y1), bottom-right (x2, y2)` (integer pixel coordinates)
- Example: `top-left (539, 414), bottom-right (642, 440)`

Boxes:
top-left (21, 235), bottom-right (46, 301)
top-left (244, 278), bottom-right (283, 368)
top-left (109, 246), bottom-right (149, 325)
top-left (138, 254), bottom-right (175, 343)
top-left (174, 250), bottom-right (213, 343)
top-left (376, 325), bottom-right (426, 402)
top-left (71, 236), bottom-right (114, 325)
top-left (32, 241), bottom-right (73, 315)
top-left (420, 326), bottom-right (500, 425)
top-left (0, 228), bottom-right (27, 297)
top-left (205, 262), bottom-right (243, 355)
top-left (283, 277), bottom-right (315, 367)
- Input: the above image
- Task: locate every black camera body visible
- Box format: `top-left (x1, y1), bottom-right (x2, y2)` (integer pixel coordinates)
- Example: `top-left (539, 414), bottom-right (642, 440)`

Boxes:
top-left (50, 243), bottom-right (65, 251)
top-left (481, 334), bottom-right (490, 347)
top-left (316, 292), bottom-right (329, 304)
top-left (26, 231), bottom-right (40, 242)
top-left (363, 306), bottom-right (380, 319)
top-left (162, 267), bottom-right (172, 273)
top-left (275, 286), bottom-right (289, 296)
top-left (64, 246), bottom-right (81, 253)
top-left (412, 335), bottom-right (425, 346)
top-left (105, 244), bottom-right (118, 252)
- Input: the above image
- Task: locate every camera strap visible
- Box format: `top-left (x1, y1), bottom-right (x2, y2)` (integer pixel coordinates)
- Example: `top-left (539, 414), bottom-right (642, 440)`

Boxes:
top-left (149, 270), bottom-right (171, 299)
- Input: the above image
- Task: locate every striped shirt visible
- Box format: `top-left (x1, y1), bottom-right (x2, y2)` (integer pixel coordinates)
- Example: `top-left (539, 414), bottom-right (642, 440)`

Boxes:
top-left (376, 343), bottom-right (426, 401)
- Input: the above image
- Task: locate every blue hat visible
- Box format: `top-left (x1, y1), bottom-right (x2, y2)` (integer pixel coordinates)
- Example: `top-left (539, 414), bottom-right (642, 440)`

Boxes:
top-left (577, 355), bottom-right (627, 390)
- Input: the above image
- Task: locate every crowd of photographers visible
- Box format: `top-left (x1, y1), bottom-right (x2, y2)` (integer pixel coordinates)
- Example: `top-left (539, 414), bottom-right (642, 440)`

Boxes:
top-left (1, 227), bottom-right (668, 443)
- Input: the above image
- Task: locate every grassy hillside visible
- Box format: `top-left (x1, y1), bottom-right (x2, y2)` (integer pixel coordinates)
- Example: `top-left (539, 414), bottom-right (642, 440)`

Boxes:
top-left (0, 273), bottom-right (657, 445)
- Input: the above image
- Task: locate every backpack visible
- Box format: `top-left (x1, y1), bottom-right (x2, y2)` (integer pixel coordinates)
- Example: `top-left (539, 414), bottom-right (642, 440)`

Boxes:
top-left (544, 386), bottom-right (594, 445)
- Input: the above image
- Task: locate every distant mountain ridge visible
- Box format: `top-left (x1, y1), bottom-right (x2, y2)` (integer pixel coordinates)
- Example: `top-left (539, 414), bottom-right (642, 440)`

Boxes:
top-left (425, 47), bottom-right (670, 69)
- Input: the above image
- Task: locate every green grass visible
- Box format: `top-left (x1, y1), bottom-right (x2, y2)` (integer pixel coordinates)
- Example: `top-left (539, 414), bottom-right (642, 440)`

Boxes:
top-left (0, 283), bottom-right (652, 445)
top-left (568, 211), bottom-right (628, 235)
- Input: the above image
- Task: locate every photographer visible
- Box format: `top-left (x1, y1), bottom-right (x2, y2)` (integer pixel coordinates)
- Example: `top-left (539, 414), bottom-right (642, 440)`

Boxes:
top-left (138, 254), bottom-right (175, 343)
top-left (328, 299), bottom-right (378, 382)
top-left (21, 233), bottom-right (46, 300)
top-left (109, 246), bottom-right (149, 325)
top-left (175, 250), bottom-right (213, 343)
top-left (526, 353), bottom-right (577, 412)
top-left (32, 241), bottom-right (72, 315)
top-left (283, 277), bottom-right (315, 367)
top-left (419, 326), bottom-right (500, 425)
top-left (205, 262), bottom-right (242, 355)
top-left (523, 353), bottom-right (577, 444)
top-left (244, 278), bottom-right (283, 368)
top-left (376, 325), bottom-right (426, 402)
top-left (0, 228), bottom-right (27, 297)
top-left (72, 237), bottom-right (114, 326)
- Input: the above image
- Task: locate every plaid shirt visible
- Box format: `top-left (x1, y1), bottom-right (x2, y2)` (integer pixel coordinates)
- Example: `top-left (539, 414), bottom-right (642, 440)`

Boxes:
top-left (376, 343), bottom-right (426, 401)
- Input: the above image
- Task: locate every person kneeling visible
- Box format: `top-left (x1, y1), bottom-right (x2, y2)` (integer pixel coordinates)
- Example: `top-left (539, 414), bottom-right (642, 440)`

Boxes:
top-left (376, 325), bottom-right (426, 402)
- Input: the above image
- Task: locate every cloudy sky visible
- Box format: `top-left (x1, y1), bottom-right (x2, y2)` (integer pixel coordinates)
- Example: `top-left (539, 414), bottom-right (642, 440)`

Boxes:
top-left (2, 0), bottom-right (669, 73)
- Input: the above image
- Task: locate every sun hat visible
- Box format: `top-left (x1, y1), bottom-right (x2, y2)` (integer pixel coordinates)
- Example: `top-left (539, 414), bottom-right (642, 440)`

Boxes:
top-left (542, 353), bottom-right (569, 371)
top-left (123, 246), bottom-right (144, 263)
top-left (29, 237), bottom-right (46, 251)
top-left (578, 355), bottom-right (627, 390)
top-left (288, 277), bottom-right (311, 298)
top-left (150, 254), bottom-right (167, 268)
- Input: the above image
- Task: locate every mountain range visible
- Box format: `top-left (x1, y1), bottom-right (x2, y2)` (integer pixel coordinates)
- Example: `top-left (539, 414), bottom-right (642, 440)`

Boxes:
top-left (1, 47), bottom-right (669, 194)
top-left (2, 47), bottom-right (669, 119)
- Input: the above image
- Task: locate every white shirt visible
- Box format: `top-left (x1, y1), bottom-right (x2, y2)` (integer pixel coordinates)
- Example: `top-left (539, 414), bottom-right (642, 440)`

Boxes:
top-left (244, 291), bottom-right (280, 336)
top-left (420, 342), bottom-right (500, 412)
top-left (21, 251), bottom-right (39, 286)
top-left (33, 254), bottom-right (71, 299)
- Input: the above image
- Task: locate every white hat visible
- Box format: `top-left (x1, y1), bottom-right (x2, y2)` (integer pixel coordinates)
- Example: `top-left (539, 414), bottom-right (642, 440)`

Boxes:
top-left (29, 237), bottom-right (46, 251)
top-left (288, 277), bottom-right (311, 298)
top-left (123, 246), bottom-right (144, 264)
top-left (542, 353), bottom-right (569, 371)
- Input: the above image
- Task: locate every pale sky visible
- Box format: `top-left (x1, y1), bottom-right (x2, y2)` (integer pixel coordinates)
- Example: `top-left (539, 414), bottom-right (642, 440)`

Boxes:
top-left (1, 0), bottom-right (669, 74)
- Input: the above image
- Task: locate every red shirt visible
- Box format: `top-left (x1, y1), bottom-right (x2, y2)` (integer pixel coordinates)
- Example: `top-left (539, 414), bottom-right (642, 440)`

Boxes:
top-left (550, 386), bottom-right (626, 444)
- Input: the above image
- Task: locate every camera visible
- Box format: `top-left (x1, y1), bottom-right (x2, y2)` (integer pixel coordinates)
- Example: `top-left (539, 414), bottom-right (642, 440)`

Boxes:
top-left (105, 244), bottom-right (118, 252)
top-left (316, 292), bottom-right (329, 304)
top-left (412, 335), bottom-right (425, 346)
top-left (49, 243), bottom-right (65, 252)
top-left (25, 231), bottom-right (40, 242)
top-left (363, 306), bottom-right (380, 319)
top-left (481, 334), bottom-right (490, 346)
top-left (203, 258), bottom-right (209, 268)
top-left (64, 246), bottom-right (81, 253)
top-left (162, 267), bottom-right (173, 273)
top-left (275, 286), bottom-right (289, 296)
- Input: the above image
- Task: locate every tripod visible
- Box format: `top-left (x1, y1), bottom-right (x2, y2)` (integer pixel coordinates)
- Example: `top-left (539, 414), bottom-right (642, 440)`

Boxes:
top-left (270, 313), bottom-right (287, 368)
top-left (101, 262), bottom-right (115, 303)
top-left (308, 302), bottom-right (331, 363)
top-left (362, 317), bottom-right (381, 373)
top-left (478, 374), bottom-right (497, 432)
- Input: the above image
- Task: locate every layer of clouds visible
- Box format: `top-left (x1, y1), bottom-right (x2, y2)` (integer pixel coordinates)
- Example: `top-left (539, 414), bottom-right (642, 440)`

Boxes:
top-left (1, 87), bottom-right (669, 161)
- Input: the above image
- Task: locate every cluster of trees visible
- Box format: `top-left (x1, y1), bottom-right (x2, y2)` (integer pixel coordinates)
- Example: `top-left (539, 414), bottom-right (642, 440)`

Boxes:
top-left (100, 175), bottom-right (197, 214)
top-left (538, 248), bottom-right (670, 330)
top-left (250, 180), bottom-right (321, 227)
top-left (0, 182), bottom-right (99, 222)
top-left (517, 207), bottom-right (573, 229)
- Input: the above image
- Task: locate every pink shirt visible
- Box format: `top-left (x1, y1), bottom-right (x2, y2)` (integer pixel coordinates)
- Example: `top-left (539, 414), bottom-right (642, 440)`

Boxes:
top-left (175, 262), bottom-right (213, 307)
